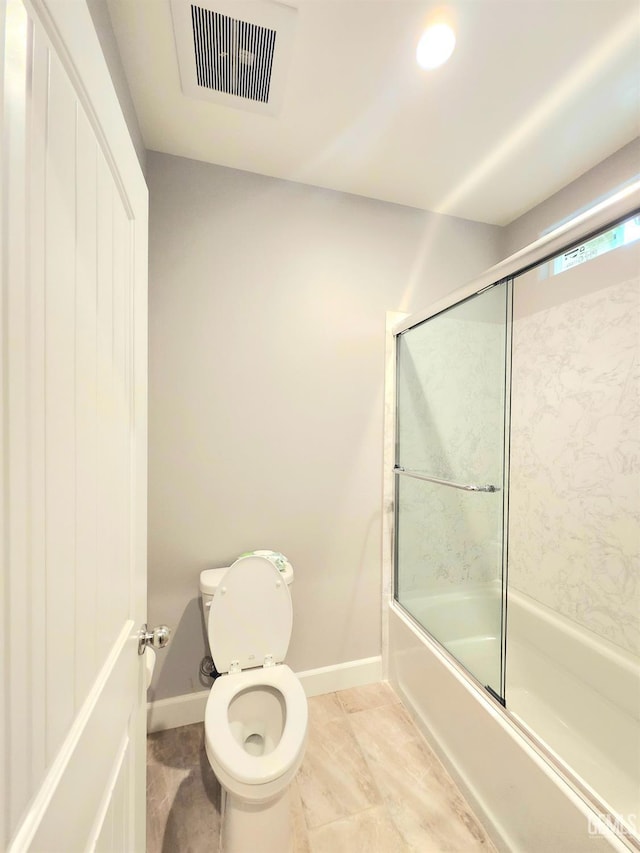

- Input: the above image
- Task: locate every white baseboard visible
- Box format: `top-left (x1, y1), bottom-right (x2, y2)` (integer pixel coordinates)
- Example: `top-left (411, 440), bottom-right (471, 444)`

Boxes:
top-left (147, 690), bottom-right (209, 733)
top-left (296, 655), bottom-right (383, 698)
top-left (147, 655), bottom-right (383, 733)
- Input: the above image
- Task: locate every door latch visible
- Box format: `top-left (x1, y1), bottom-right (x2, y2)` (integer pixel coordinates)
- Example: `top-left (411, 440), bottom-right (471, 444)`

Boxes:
top-left (138, 624), bottom-right (171, 655)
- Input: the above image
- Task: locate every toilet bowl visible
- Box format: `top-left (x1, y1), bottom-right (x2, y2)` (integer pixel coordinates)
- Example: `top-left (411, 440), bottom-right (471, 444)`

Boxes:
top-left (200, 554), bottom-right (308, 853)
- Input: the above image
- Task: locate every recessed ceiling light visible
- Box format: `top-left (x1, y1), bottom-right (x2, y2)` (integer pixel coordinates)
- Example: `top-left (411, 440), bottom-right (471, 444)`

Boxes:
top-left (416, 23), bottom-right (456, 70)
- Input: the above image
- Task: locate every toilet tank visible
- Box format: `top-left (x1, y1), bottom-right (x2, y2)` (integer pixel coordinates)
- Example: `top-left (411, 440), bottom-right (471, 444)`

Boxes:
top-left (200, 551), bottom-right (294, 612)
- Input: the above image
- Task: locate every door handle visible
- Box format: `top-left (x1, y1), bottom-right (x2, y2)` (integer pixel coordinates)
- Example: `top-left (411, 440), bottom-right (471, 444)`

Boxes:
top-left (138, 623), bottom-right (171, 655)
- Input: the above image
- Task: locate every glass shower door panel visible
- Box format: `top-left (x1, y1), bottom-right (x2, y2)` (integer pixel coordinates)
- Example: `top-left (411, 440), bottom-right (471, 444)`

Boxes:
top-left (507, 219), bottom-right (640, 833)
top-left (395, 283), bottom-right (508, 698)
top-left (396, 475), bottom-right (504, 691)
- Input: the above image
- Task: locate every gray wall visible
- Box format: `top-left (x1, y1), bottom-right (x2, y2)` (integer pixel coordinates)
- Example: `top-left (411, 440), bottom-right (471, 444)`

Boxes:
top-left (502, 137), bottom-right (640, 256)
top-left (147, 151), bottom-right (502, 700)
top-left (86, 0), bottom-right (146, 173)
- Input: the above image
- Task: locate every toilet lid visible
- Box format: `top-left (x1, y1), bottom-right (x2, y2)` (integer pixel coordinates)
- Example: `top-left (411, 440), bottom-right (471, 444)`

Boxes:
top-left (207, 555), bottom-right (293, 674)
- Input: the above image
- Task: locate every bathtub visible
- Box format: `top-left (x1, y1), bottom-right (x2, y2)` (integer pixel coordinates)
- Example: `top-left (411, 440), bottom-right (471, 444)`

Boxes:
top-left (387, 588), bottom-right (640, 852)
top-left (400, 584), bottom-right (502, 689)
top-left (506, 589), bottom-right (639, 833)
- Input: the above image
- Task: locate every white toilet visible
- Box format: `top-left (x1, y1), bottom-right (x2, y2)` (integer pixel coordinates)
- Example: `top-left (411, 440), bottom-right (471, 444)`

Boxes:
top-left (200, 553), bottom-right (308, 853)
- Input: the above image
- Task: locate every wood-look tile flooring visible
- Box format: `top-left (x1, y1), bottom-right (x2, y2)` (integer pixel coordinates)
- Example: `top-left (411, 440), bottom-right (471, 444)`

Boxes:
top-left (147, 682), bottom-right (497, 853)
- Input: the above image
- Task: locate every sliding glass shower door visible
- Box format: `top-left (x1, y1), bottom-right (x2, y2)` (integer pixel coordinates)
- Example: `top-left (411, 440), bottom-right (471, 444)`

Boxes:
top-left (394, 282), bottom-right (509, 699)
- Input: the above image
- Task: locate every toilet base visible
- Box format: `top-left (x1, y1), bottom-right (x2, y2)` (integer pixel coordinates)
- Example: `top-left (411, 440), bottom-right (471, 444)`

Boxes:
top-left (220, 786), bottom-right (293, 853)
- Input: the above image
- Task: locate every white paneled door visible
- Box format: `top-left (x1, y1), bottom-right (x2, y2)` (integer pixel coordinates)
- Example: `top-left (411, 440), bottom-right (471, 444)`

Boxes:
top-left (1, 0), bottom-right (148, 849)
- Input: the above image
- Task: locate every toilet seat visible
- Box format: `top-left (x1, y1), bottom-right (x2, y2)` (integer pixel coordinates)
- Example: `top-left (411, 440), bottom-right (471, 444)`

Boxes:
top-left (208, 555), bottom-right (293, 674)
top-left (205, 664), bottom-right (308, 786)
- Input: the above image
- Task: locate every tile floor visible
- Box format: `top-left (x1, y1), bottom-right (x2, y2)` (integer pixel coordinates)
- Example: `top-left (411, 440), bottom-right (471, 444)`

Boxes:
top-left (147, 682), bottom-right (497, 853)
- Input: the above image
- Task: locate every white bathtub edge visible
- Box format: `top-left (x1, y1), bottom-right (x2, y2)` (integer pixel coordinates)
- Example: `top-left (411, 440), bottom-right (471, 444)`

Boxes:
top-left (147, 655), bottom-right (383, 733)
top-left (388, 603), bottom-right (634, 853)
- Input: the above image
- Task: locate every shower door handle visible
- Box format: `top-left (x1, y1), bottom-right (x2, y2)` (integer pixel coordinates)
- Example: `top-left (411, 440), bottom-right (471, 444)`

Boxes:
top-left (393, 466), bottom-right (500, 493)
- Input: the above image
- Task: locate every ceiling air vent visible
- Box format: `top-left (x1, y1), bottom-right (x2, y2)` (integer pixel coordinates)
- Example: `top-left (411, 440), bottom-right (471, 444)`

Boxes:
top-left (191, 6), bottom-right (276, 103)
top-left (171, 0), bottom-right (297, 116)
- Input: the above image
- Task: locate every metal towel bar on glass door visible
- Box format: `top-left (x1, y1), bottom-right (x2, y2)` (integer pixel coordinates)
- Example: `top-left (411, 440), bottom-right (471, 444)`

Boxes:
top-left (393, 466), bottom-right (500, 493)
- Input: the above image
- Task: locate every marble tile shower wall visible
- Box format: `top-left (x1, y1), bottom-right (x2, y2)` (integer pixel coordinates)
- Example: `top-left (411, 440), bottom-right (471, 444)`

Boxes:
top-left (509, 273), bottom-right (640, 656)
top-left (397, 316), bottom-right (505, 594)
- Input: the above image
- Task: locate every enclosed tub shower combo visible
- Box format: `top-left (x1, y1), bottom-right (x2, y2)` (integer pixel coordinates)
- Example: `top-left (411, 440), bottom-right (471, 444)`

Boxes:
top-left (386, 186), bottom-right (640, 852)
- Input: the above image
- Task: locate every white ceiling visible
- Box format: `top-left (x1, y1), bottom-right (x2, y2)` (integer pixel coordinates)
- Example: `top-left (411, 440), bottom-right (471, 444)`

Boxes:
top-left (107, 0), bottom-right (640, 225)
